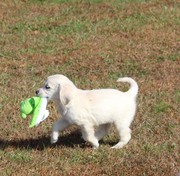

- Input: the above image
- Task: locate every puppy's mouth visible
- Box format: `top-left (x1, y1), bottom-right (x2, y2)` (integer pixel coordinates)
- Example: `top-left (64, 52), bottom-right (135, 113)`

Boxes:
top-left (35, 90), bottom-right (51, 101)
top-left (36, 93), bottom-right (49, 100)
top-left (37, 95), bottom-right (49, 100)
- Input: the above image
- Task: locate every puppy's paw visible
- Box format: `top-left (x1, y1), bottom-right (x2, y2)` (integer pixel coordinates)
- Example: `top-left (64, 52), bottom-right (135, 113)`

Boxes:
top-left (92, 142), bottom-right (99, 149)
top-left (50, 138), bottom-right (58, 144)
top-left (50, 132), bottom-right (59, 144)
top-left (93, 146), bottom-right (99, 150)
top-left (111, 142), bottom-right (124, 149)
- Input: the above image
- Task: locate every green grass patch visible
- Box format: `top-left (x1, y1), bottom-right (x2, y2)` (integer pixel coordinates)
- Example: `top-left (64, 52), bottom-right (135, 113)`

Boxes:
top-left (6, 150), bottom-right (32, 163)
top-left (174, 89), bottom-right (180, 103)
top-left (153, 101), bottom-right (170, 114)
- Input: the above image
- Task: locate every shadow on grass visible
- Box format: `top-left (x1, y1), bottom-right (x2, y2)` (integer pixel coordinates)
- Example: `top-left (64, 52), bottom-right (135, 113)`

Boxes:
top-left (0, 130), bottom-right (86, 151)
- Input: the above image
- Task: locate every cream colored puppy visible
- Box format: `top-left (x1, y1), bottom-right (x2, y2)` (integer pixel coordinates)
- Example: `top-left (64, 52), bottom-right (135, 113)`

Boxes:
top-left (36, 74), bottom-right (138, 149)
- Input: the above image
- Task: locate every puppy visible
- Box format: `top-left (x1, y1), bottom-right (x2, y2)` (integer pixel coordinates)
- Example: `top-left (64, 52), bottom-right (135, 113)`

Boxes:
top-left (36, 74), bottom-right (138, 149)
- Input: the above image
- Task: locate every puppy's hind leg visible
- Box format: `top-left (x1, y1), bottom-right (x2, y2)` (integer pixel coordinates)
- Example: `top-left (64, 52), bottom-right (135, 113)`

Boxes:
top-left (81, 125), bottom-right (99, 149)
top-left (95, 124), bottom-right (111, 141)
top-left (51, 118), bottom-right (69, 144)
top-left (111, 124), bottom-right (131, 149)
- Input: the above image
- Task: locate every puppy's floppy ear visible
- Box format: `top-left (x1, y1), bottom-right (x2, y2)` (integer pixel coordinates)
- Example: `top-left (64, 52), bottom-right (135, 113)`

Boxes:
top-left (59, 84), bottom-right (74, 106)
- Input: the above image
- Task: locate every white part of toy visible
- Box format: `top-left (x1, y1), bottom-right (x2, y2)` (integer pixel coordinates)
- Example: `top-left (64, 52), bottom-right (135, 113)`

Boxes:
top-left (35, 98), bottom-right (49, 126)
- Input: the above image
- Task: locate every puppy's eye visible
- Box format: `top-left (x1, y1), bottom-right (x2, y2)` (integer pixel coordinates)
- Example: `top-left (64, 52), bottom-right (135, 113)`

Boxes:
top-left (45, 85), bottom-right (50, 89)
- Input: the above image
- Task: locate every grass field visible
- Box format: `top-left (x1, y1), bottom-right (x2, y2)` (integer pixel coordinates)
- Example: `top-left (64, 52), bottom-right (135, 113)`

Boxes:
top-left (0, 0), bottom-right (179, 175)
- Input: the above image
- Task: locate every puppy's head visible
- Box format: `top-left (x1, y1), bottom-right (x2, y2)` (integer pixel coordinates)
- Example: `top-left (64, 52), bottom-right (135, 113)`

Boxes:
top-left (36, 74), bottom-right (76, 103)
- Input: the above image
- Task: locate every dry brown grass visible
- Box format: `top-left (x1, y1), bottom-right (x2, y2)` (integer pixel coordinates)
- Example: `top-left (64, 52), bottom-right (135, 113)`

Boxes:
top-left (0, 0), bottom-right (179, 175)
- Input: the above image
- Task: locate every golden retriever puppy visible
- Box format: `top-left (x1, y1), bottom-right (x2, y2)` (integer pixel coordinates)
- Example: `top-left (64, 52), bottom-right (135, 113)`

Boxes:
top-left (36, 74), bottom-right (138, 149)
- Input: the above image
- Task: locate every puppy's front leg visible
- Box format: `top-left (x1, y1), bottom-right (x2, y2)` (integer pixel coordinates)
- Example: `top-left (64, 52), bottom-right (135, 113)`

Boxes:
top-left (51, 118), bottom-right (69, 144)
top-left (81, 125), bottom-right (99, 149)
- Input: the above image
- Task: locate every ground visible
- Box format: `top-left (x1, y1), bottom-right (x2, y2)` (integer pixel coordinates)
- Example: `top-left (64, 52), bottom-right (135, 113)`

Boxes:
top-left (0, 0), bottom-right (179, 175)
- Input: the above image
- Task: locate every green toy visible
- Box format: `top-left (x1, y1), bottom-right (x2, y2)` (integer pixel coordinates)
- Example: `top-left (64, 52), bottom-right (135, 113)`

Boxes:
top-left (20, 97), bottom-right (49, 128)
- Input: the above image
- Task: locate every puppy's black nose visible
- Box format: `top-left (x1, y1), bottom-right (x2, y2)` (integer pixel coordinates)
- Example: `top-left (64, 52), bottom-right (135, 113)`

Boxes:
top-left (36, 90), bottom-right (39, 95)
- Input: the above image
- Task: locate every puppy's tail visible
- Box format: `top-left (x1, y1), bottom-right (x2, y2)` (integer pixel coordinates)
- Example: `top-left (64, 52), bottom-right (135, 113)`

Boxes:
top-left (117, 77), bottom-right (138, 98)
